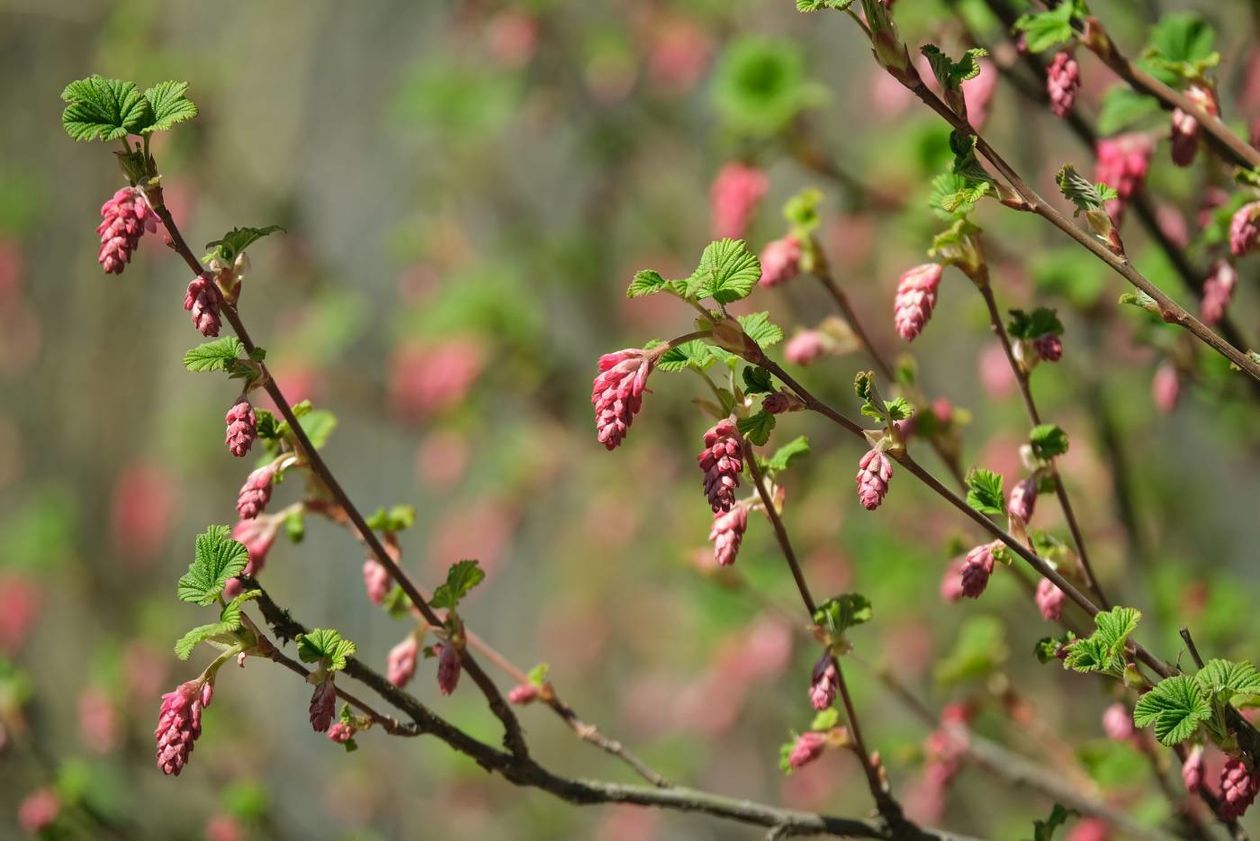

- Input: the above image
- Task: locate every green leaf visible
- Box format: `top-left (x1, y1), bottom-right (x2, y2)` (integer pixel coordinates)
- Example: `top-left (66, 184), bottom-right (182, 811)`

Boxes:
top-left (1094, 606), bottom-right (1141, 654)
top-left (1057, 164), bottom-right (1118, 216)
top-left (783, 188), bottom-right (824, 233)
top-left (382, 585), bottom-right (413, 618)
top-left (737, 312), bottom-right (784, 348)
top-left (183, 337), bottom-right (245, 372)
top-left (936, 615), bottom-right (1008, 686)
top-left (920, 45), bottom-right (988, 90)
top-left (296, 628), bottom-right (357, 672)
top-left (690, 239), bottom-right (761, 304)
top-left (737, 410), bottom-right (776, 446)
top-left (813, 593), bottom-right (872, 637)
top-left (299, 410), bottom-right (337, 451)
top-left (1196, 659), bottom-right (1260, 704)
top-left (657, 340), bottom-right (714, 373)
top-left (1066, 607), bottom-right (1141, 674)
top-left (1142, 13), bottom-right (1219, 83)
top-left (1007, 308), bottom-right (1064, 340)
top-left (884, 397), bottom-right (912, 422)
top-left (929, 171), bottom-right (992, 219)
top-left (853, 370), bottom-right (874, 403)
top-left (283, 508), bottom-right (305, 543)
top-left (173, 591), bottom-right (259, 659)
top-left (1030, 424), bottom-right (1069, 460)
top-left (796, 0), bottom-right (854, 10)
top-left (965, 468), bottom-right (1005, 516)
top-left (743, 366), bottom-right (775, 394)
top-left (430, 559), bottom-right (485, 611)
top-left (766, 436), bottom-right (810, 472)
top-left (526, 663), bottom-right (550, 687)
top-left (627, 270), bottom-right (670, 299)
top-left (142, 81), bottom-right (198, 133)
top-left (1034, 632), bottom-right (1075, 664)
top-left (1013, 3), bottom-right (1076, 54)
top-left (810, 707), bottom-right (841, 731)
top-left (1096, 86), bottom-right (1162, 136)
top-left (177, 526), bottom-right (249, 606)
top-left (712, 38), bottom-right (826, 138)
top-left (1133, 675), bottom-right (1211, 746)
top-left (1030, 804), bottom-right (1078, 841)
top-left (61, 76), bottom-right (153, 142)
top-left (365, 505), bottom-right (416, 533)
top-left (206, 226), bottom-right (284, 263)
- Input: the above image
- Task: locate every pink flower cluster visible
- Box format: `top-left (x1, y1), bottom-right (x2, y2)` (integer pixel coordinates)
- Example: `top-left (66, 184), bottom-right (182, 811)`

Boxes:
top-left (388, 636), bottom-right (418, 688)
top-left (236, 464), bottom-right (277, 520)
top-left (787, 730), bottom-right (827, 770)
top-left (363, 559), bottom-right (391, 605)
top-left (785, 330), bottom-right (827, 365)
top-left (1170, 84), bottom-right (1217, 168)
top-left (18, 788), bottom-right (60, 834)
top-left (327, 720), bottom-right (355, 744)
top-left (232, 517), bottom-right (277, 577)
top-left (758, 235), bottom-right (802, 288)
top-left (184, 273), bottom-right (222, 337)
top-left (1152, 362), bottom-right (1181, 415)
top-left (1201, 260), bottom-right (1238, 325)
top-left (1007, 476), bottom-right (1037, 524)
top-left (1230, 202), bottom-right (1260, 257)
top-left (1035, 577), bottom-right (1065, 621)
top-left (945, 542), bottom-right (1000, 601)
top-left (855, 448), bottom-right (893, 511)
top-left (224, 400), bottom-right (256, 458)
top-left (894, 263), bottom-right (943, 341)
top-left (1221, 757), bottom-right (1260, 819)
top-left (1182, 745), bottom-right (1204, 793)
top-left (697, 418), bottom-right (743, 512)
top-left (711, 163), bottom-right (768, 239)
top-left (592, 349), bottom-right (652, 450)
top-left (155, 679), bottom-right (211, 775)
top-left (1095, 134), bottom-right (1153, 224)
top-left (809, 654), bottom-right (839, 711)
top-left (1046, 51), bottom-right (1079, 118)
top-left (708, 506), bottom-right (747, 567)
top-left (509, 683), bottom-right (541, 705)
top-left (97, 186), bottom-right (157, 274)
top-left (1101, 702), bottom-right (1134, 742)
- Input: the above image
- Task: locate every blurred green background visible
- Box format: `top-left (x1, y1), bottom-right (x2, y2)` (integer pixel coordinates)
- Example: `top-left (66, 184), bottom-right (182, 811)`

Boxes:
top-left (3, 0), bottom-right (1260, 838)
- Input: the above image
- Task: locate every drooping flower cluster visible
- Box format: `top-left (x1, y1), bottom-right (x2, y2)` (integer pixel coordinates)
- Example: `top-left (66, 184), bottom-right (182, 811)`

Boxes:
top-left (959, 542), bottom-right (998, 599)
top-left (1170, 84), bottom-right (1217, 168)
top-left (855, 448), bottom-right (893, 511)
top-left (784, 330), bottom-right (828, 365)
top-left (592, 349), bottom-right (653, 450)
top-left (224, 399), bottom-right (257, 458)
top-left (232, 516), bottom-right (278, 577)
top-left (809, 654), bottom-right (839, 711)
top-left (922, 703), bottom-right (971, 793)
top-left (1230, 202), bottom-right (1260, 257)
top-left (155, 679), bottom-right (209, 776)
top-left (1181, 745), bottom-right (1204, 793)
top-left (710, 162), bottom-right (768, 239)
top-left (436, 641), bottom-right (461, 695)
top-left (184, 273), bottom-right (223, 337)
top-left (1101, 702), bottom-right (1134, 742)
top-left (787, 731), bottom-right (827, 770)
top-left (758, 235), bottom-right (802, 288)
top-left (1035, 577), bottom-right (1065, 621)
top-left (1201, 260), bottom-right (1238, 325)
top-left (1007, 476), bottom-right (1037, 524)
top-left (387, 636), bottom-right (418, 688)
top-left (893, 263), bottom-right (943, 341)
top-left (1095, 134), bottom-right (1154, 224)
top-left (18, 788), bottom-right (60, 834)
top-left (508, 683), bottom-right (541, 705)
top-left (1220, 757), bottom-right (1260, 819)
top-left (1152, 362), bottom-right (1181, 415)
top-left (708, 506), bottom-right (747, 567)
top-left (1046, 51), bottom-right (1080, 118)
top-left (327, 720), bottom-right (356, 744)
top-left (236, 463), bottom-right (277, 520)
top-left (97, 186), bottom-right (157, 274)
top-left (309, 679), bottom-right (336, 733)
top-left (363, 559), bottom-right (391, 605)
top-left (697, 418), bottom-right (743, 513)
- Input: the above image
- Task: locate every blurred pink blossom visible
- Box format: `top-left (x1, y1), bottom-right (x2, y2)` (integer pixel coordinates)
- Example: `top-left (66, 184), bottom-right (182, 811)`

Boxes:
top-left (390, 337), bottom-right (485, 420)
top-left (978, 343), bottom-right (1017, 398)
top-left (204, 815), bottom-right (246, 841)
top-left (78, 686), bottom-right (118, 754)
top-left (110, 464), bottom-right (178, 562)
top-left (710, 163), bottom-right (767, 240)
top-left (416, 429), bottom-right (470, 489)
top-left (18, 788), bottom-right (59, 834)
top-left (0, 572), bottom-right (40, 655)
top-left (648, 18), bottom-right (712, 95)
top-left (485, 9), bottom-right (538, 69)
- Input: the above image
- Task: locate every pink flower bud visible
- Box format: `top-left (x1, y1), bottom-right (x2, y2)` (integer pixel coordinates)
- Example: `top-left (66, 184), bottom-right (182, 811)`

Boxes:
top-left (1221, 757), bottom-right (1260, 819)
top-left (1182, 745), bottom-right (1204, 793)
top-left (591, 348), bottom-right (653, 450)
top-left (893, 263), bottom-right (943, 341)
top-left (1230, 202), bottom-right (1260, 257)
top-left (1102, 702), bottom-right (1134, 741)
top-left (362, 559), bottom-right (391, 605)
top-left (387, 636), bottom-right (418, 688)
top-left (763, 391), bottom-right (791, 414)
top-left (1033, 334), bottom-right (1062, 362)
top-left (855, 448), bottom-right (893, 511)
top-left (1007, 477), bottom-right (1037, 524)
top-left (184, 273), bottom-right (222, 337)
top-left (436, 641), bottom-right (461, 695)
top-left (711, 163), bottom-right (768, 239)
top-left (155, 679), bottom-right (206, 775)
top-left (204, 815), bottom-right (246, 841)
top-left (959, 542), bottom-right (998, 599)
top-left (963, 59), bottom-right (996, 130)
top-left (508, 683), bottom-right (540, 705)
top-left (809, 654), bottom-right (839, 711)
top-left (788, 731), bottom-right (827, 770)
top-left (309, 679), bottom-right (336, 732)
top-left (697, 418), bottom-right (743, 513)
top-left (1152, 362), bottom-right (1181, 415)
top-left (940, 558), bottom-right (968, 603)
top-left (1035, 577), bottom-right (1065, 621)
top-left (758, 235), bottom-right (802, 288)
top-left (222, 577), bottom-right (244, 599)
top-left (231, 517), bottom-right (278, 577)
top-left (1046, 51), bottom-right (1080, 118)
top-left (785, 330), bottom-right (827, 365)
top-left (235, 464), bottom-right (277, 520)
top-left (96, 186), bottom-right (156, 275)
top-left (78, 686), bottom-right (119, 755)
top-left (708, 506), bottom-right (748, 567)
top-left (18, 788), bottom-right (60, 834)
top-left (327, 720), bottom-right (355, 744)
top-left (1095, 134), bottom-right (1153, 225)
top-left (1201, 260), bottom-right (1238, 326)
top-left (1170, 84), bottom-right (1217, 168)
top-left (224, 399), bottom-right (257, 458)
top-left (1065, 818), bottom-right (1111, 841)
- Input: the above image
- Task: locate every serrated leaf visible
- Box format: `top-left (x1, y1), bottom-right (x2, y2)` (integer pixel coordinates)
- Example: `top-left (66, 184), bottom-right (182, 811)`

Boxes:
top-left (884, 397), bottom-right (912, 422)
top-left (177, 526), bottom-right (249, 606)
top-left (737, 410), bottom-right (775, 446)
top-left (430, 559), bottom-right (485, 611)
top-left (1030, 424), bottom-right (1069, 460)
top-left (299, 410), bottom-right (337, 451)
top-left (743, 366), bottom-right (774, 394)
top-left (1057, 165), bottom-right (1117, 216)
top-left (690, 239), bottom-right (761, 304)
top-left (965, 468), bottom-right (1005, 516)
top-left (1067, 607), bottom-right (1140, 674)
top-left (173, 591), bottom-right (259, 660)
top-left (183, 337), bottom-right (245, 372)
top-left (1141, 13), bottom-right (1219, 84)
top-left (206, 226), bottom-right (284, 263)
top-left (1133, 675), bottom-right (1211, 746)
top-left (737, 312), bottom-right (784, 348)
top-left (920, 45), bottom-right (988, 90)
top-left (796, 0), bottom-right (854, 10)
top-left (61, 76), bottom-right (154, 142)
top-left (627, 270), bottom-right (669, 298)
top-left (366, 505), bottom-right (416, 533)
top-left (930, 171), bottom-right (992, 219)
top-left (1094, 606), bottom-right (1141, 653)
top-left (657, 340), bottom-right (714, 373)
top-left (813, 593), bottom-right (872, 637)
top-left (766, 436), bottom-right (810, 472)
top-left (142, 81), bottom-right (198, 133)
top-left (1007, 308), bottom-right (1064, 340)
top-left (296, 628), bottom-right (357, 672)
top-left (1196, 659), bottom-right (1260, 703)
top-left (1013, 4), bottom-right (1076, 54)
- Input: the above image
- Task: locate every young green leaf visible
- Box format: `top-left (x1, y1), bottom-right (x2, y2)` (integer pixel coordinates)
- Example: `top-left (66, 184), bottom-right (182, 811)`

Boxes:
top-left (1007, 308), bottom-right (1064, 340)
top-left (920, 45), bottom-right (988, 90)
top-left (810, 707), bottom-right (841, 731)
top-left (965, 468), bottom-right (1005, 516)
top-left (430, 559), bottom-right (485, 611)
top-left (935, 615), bottom-right (1008, 686)
top-left (796, 0), bottom-right (855, 10)
top-left (929, 171), bottom-right (992, 219)
top-left (1195, 659), bottom-right (1260, 704)
top-left (1096, 86), bottom-right (1162, 136)
top-left (766, 435), bottom-right (810, 472)
top-left (142, 81), bottom-right (198, 133)
top-left (1030, 424), bottom-right (1069, 460)
top-left (177, 526), bottom-right (249, 606)
top-left (61, 76), bottom-right (153, 142)
top-left (173, 591), bottom-right (259, 659)
top-left (737, 312), bottom-right (784, 348)
top-left (884, 397), bottom-right (912, 422)
top-left (690, 239), bottom-right (761, 304)
top-left (737, 410), bottom-right (776, 446)
top-left (296, 628), bottom-right (357, 672)
top-left (366, 505), bottom-right (416, 533)
top-left (1056, 164), bottom-right (1118, 216)
top-left (813, 593), bottom-right (872, 637)
top-left (1141, 13), bottom-right (1219, 83)
top-left (657, 340), bottom-right (714, 373)
top-left (783, 188), bottom-right (823, 233)
top-left (183, 337), bottom-right (246, 373)
top-left (1094, 607), bottom-right (1141, 654)
top-left (1133, 675), bottom-right (1211, 746)
top-left (299, 410), bottom-right (338, 451)
top-left (526, 663), bottom-right (550, 687)
top-left (1065, 607), bottom-right (1141, 674)
top-left (1013, 3), bottom-right (1076, 54)
top-left (627, 270), bottom-right (671, 299)
top-left (206, 226), bottom-right (284, 263)
top-left (742, 365), bottom-right (775, 394)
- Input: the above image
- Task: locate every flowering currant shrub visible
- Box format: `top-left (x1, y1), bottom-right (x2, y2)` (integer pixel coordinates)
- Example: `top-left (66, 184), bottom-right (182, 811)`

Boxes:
top-left (16, 0), bottom-right (1260, 838)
